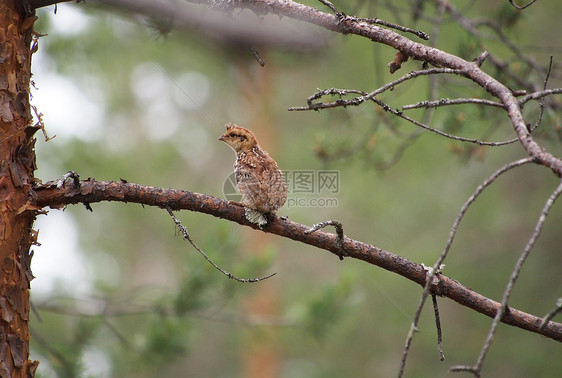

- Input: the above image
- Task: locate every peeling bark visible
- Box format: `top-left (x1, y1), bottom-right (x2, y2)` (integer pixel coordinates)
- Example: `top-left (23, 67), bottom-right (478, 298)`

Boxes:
top-left (0, 1), bottom-right (40, 376)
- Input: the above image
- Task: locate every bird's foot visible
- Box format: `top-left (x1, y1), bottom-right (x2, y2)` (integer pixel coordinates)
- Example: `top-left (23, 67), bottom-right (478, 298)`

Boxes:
top-left (245, 208), bottom-right (268, 229)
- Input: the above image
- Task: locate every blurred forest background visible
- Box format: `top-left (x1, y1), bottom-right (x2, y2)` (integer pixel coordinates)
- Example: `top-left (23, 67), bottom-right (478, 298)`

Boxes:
top-left (29, 0), bottom-right (561, 377)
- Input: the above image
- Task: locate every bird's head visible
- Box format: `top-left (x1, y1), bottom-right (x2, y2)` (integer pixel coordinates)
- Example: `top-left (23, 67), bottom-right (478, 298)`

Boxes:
top-left (218, 123), bottom-right (258, 153)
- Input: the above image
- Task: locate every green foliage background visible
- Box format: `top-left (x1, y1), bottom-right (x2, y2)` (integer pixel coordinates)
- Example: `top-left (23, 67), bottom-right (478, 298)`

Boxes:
top-left (30, 1), bottom-right (561, 377)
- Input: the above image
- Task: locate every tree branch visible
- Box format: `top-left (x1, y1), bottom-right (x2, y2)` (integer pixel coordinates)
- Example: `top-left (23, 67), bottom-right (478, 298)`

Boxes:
top-left (465, 178), bottom-right (562, 375)
top-left (60, 1), bottom-right (560, 175)
top-left (166, 206), bottom-right (277, 283)
top-left (182, 0), bottom-right (562, 175)
top-left (32, 178), bottom-right (562, 342)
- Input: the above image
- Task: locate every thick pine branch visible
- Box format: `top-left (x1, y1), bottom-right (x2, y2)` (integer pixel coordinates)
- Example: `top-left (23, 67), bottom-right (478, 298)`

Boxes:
top-left (33, 179), bottom-right (562, 342)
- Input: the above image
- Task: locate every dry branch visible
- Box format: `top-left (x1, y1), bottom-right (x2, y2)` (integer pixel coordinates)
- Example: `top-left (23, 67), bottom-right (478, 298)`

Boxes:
top-left (195, 0), bottom-right (562, 176)
top-left (33, 178), bottom-right (562, 342)
top-left (166, 206), bottom-right (277, 282)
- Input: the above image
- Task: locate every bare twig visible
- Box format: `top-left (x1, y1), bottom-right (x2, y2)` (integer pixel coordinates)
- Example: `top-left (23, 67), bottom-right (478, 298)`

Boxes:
top-left (102, 318), bottom-right (134, 350)
top-left (433, 0), bottom-right (549, 93)
top-left (289, 68), bottom-right (466, 112)
top-left (473, 50), bottom-right (490, 67)
top-left (402, 87), bottom-right (562, 110)
top-left (432, 294), bottom-right (445, 361)
top-left (288, 64), bottom-right (550, 147)
top-left (317, 0), bottom-right (338, 14)
top-left (372, 97), bottom-right (516, 146)
top-left (165, 206), bottom-right (277, 283)
top-left (420, 1), bottom-right (446, 129)
top-left (375, 129), bottom-right (425, 171)
top-left (540, 298), bottom-right (562, 331)
top-left (402, 97), bottom-right (504, 110)
top-left (436, 0), bottom-right (546, 80)
top-left (161, 1), bottom-right (562, 174)
top-left (318, 0), bottom-right (429, 40)
top-left (543, 56), bottom-right (553, 89)
top-left (250, 47), bottom-right (265, 67)
top-left (305, 219), bottom-right (345, 260)
top-left (398, 157), bottom-right (535, 377)
top-left (34, 296), bottom-right (294, 327)
top-left (360, 17), bottom-right (429, 40)
top-left (30, 328), bottom-right (74, 374)
top-left (452, 178), bottom-right (562, 376)
top-left (475, 20), bottom-right (547, 78)
top-left (401, 88), bottom-right (562, 118)
top-left (527, 57), bottom-right (554, 134)
top-left (30, 105), bottom-right (56, 142)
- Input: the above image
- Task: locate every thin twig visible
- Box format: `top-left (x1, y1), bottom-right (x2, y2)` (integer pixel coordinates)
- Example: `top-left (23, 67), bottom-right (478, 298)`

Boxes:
top-left (432, 294), bottom-right (445, 361)
top-left (305, 219), bottom-right (346, 260)
top-left (402, 87), bottom-right (562, 110)
top-left (289, 68), bottom-right (465, 112)
top-left (402, 97), bottom-right (504, 110)
top-left (317, 0), bottom-right (429, 40)
top-left (359, 16), bottom-right (429, 40)
top-left (289, 68), bottom-right (523, 146)
top-left (543, 56), bottom-right (554, 89)
top-left (375, 130), bottom-right (425, 171)
top-left (436, 0), bottom-right (546, 92)
top-left (485, 20), bottom-right (548, 77)
top-left (36, 299), bottom-right (294, 327)
top-left (453, 179), bottom-right (562, 376)
top-left (30, 327), bottom-right (74, 374)
top-left (166, 206), bottom-right (276, 283)
top-left (540, 298), bottom-right (562, 331)
top-left (300, 89), bottom-right (518, 146)
top-left (473, 50), bottom-right (489, 67)
top-left (519, 88), bottom-right (562, 105)
top-left (421, 1), bottom-right (445, 129)
top-left (102, 318), bottom-right (134, 350)
top-left (31, 104), bottom-right (56, 142)
top-left (398, 157), bottom-right (535, 378)
top-left (317, 0), bottom-right (338, 13)
top-left (250, 46), bottom-right (265, 67)
top-left (372, 97), bottom-right (516, 146)
top-left (528, 57), bottom-right (554, 133)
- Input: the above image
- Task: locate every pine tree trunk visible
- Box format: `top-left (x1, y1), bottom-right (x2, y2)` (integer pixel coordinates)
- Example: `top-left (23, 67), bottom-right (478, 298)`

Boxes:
top-left (0, 1), bottom-right (39, 376)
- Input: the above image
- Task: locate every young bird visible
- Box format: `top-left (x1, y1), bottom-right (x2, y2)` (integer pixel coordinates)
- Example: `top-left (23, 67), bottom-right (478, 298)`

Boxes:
top-left (219, 123), bottom-right (288, 227)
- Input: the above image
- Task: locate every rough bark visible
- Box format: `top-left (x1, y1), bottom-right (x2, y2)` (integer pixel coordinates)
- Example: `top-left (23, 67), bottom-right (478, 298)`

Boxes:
top-left (34, 180), bottom-right (562, 342)
top-left (0, 1), bottom-right (39, 376)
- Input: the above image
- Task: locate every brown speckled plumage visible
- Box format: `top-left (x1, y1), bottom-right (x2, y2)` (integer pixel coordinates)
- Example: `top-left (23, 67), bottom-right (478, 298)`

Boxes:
top-left (219, 123), bottom-right (287, 225)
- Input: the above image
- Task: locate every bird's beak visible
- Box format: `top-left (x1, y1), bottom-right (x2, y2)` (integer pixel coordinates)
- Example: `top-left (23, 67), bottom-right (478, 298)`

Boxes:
top-left (218, 135), bottom-right (225, 141)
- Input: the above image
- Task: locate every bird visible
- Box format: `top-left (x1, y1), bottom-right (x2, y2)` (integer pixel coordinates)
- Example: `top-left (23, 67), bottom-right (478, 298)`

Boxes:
top-left (218, 123), bottom-right (287, 227)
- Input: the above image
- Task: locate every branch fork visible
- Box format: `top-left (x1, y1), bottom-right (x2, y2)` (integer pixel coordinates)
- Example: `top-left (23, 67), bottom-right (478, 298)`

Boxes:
top-left (305, 219), bottom-right (346, 260)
